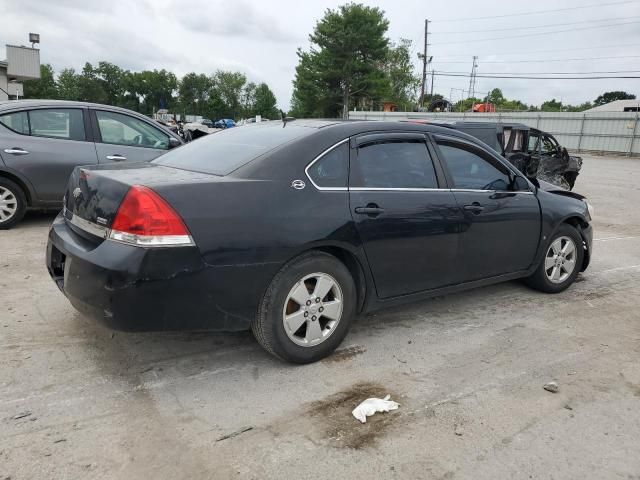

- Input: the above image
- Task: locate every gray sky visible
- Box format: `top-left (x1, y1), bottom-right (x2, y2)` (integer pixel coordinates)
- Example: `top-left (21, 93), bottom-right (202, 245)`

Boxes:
top-left (3, 0), bottom-right (640, 110)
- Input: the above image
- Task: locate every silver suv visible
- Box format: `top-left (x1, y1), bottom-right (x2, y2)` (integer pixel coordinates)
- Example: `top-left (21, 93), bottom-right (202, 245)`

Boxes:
top-left (0, 100), bottom-right (183, 228)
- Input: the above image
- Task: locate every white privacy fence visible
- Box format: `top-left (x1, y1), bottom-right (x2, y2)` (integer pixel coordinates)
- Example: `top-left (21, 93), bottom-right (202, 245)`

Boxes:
top-left (347, 111), bottom-right (640, 156)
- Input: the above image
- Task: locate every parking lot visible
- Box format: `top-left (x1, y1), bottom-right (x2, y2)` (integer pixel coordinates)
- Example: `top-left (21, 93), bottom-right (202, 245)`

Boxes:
top-left (1, 153), bottom-right (639, 479)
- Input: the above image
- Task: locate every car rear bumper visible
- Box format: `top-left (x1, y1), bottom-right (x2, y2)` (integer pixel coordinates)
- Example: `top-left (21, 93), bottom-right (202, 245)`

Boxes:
top-left (46, 212), bottom-right (256, 332)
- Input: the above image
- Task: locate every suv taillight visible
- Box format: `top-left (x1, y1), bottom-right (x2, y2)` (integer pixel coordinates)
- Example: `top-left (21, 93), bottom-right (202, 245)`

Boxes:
top-left (109, 185), bottom-right (194, 247)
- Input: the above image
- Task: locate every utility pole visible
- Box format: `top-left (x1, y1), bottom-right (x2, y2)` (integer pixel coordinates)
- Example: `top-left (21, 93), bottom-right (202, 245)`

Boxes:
top-left (420, 19), bottom-right (430, 109)
top-left (468, 56), bottom-right (478, 100)
top-left (430, 69), bottom-right (434, 98)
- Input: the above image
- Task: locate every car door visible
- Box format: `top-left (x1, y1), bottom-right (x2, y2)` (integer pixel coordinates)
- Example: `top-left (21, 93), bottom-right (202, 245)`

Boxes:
top-left (433, 135), bottom-right (541, 282)
top-left (91, 109), bottom-right (171, 164)
top-left (0, 107), bottom-right (98, 203)
top-left (349, 132), bottom-right (463, 299)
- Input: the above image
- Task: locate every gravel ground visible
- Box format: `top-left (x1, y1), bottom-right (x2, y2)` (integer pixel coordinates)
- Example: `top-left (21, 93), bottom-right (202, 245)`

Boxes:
top-left (1, 154), bottom-right (639, 479)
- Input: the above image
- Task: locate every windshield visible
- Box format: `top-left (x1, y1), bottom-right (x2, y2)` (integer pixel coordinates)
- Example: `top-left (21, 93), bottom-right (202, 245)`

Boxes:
top-left (153, 123), bottom-right (315, 175)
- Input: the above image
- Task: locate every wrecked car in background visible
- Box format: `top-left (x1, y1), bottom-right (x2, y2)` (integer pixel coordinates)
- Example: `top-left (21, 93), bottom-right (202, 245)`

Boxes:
top-left (417, 121), bottom-right (582, 191)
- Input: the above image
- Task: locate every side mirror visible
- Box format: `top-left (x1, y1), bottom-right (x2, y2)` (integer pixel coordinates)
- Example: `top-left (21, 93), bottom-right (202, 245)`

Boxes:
top-left (168, 137), bottom-right (182, 149)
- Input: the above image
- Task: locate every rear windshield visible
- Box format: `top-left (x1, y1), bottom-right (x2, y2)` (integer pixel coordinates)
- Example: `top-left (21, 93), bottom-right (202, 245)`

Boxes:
top-left (153, 124), bottom-right (314, 175)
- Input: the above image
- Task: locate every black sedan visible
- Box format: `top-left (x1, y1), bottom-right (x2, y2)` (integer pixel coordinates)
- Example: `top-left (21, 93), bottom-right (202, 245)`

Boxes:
top-left (46, 120), bottom-right (594, 363)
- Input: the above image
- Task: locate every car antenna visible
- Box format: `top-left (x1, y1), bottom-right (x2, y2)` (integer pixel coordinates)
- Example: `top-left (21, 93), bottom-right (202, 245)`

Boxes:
top-left (280, 110), bottom-right (295, 127)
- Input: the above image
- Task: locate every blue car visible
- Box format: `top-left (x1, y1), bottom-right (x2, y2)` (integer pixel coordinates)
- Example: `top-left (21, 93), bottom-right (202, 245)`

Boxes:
top-left (215, 118), bottom-right (235, 129)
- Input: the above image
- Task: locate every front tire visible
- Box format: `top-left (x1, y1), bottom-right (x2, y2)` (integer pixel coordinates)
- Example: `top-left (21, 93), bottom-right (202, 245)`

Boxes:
top-left (0, 178), bottom-right (27, 230)
top-left (525, 224), bottom-right (584, 293)
top-left (252, 251), bottom-right (356, 363)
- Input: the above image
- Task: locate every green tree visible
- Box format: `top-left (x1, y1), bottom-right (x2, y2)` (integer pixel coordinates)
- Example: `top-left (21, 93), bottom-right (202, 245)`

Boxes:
top-left (178, 73), bottom-right (211, 116)
top-left (23, 64), bottom-right (58, 99)
top-left (211, 70), bottom-right (246, 119)
top-left (290, 49), bottom-right (337, 117)
top-left (382, 38), bottom-right (420, 111)
top-left (76, 63), bottom-right (108, 103)
top-left (292, 3), bottom-right (390, 118)
top-left (56, 68), bottom-right (80, 100)
top-left (94, 61), bottom-right (127, 106)
top-left (540, 99), bottom-right (563, 112)
top-left (594, 91), bottom-right (636, 106)
top-left (253, 83), bottom-right (279, 119)
top-left (241, 81), bottom-right (257, 118)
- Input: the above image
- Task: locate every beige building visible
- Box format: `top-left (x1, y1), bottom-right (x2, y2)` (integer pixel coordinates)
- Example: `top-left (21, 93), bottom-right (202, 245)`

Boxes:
top-left (0, 44), bottom-right (41, 101)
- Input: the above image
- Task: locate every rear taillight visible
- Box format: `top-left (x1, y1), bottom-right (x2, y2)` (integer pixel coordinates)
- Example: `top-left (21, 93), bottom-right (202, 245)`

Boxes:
top-left (109, 185), bottom-right (194, 247)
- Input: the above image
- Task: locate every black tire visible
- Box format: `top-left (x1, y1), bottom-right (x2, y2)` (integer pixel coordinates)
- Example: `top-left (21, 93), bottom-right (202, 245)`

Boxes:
top-left (0, 177), bottom-right (27, 230)
top-left (524, 224), bottom-right (584, 293)
top-left (252, 251), bottom-right (356, 363)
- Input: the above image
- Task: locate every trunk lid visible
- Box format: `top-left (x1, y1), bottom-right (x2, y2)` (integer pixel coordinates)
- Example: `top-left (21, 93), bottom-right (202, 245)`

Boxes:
top-left (63, 163), bottom-right (217, 241)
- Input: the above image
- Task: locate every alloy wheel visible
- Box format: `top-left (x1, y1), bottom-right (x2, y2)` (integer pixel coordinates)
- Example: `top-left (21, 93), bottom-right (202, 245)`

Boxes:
top-left (545, 235), bottom-right (577, 284)
top-left (282, 272), bottom-right (343, 347)
top-left (0, 186), bottom-right (18, 223)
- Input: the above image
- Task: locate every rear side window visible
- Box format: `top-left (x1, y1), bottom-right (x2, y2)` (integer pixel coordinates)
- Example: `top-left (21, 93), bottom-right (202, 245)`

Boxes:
top-left (437, 142), bottom-right (510, 191)
top-left (0, 109), bottom-right (85, 140)
top-left (307, 142), bottom-right (348, 189)
top-left (0, 111), bottom-right (29, 134)
top-left (352, 140), bottom-right (438, 189)
top-left (154, 124), bottom-right (314, 175)
top-left (29, 109), bottom-right (86, 141)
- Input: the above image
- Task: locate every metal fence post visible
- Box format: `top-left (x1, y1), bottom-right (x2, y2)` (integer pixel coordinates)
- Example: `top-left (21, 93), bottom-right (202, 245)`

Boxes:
top-left (536, 115), bottom-right (540, 128)
top-left (577, 114), bottom-right (586, 152)
top-left (629, 114), bottom-right (639, 157)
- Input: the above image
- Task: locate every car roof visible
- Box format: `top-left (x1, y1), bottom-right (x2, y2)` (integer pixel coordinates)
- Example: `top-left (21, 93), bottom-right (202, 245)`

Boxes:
top-left (0, 99), bottom-right (147, 115)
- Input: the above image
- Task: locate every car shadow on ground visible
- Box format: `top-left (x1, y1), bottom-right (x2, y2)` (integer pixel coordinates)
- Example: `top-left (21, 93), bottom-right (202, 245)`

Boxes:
top-left (18, 210), bottom-right (59, 228)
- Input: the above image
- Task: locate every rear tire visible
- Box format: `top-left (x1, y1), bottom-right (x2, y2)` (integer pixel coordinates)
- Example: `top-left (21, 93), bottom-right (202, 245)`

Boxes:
top-left (252, 251), bottom-right (356, 363)
top-left (0, 178), bottom-right (27, 230)
top-left (524, 224), bottom-right (584, 293)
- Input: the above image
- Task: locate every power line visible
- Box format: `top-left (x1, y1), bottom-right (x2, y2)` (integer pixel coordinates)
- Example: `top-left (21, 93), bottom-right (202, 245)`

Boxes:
top-left (435, 70), bottom-right (640, 75)
top-left (434, 0), bottom-right (637, 22)
top-left (433, 16), bottom-right (640, 34)
top-left (435, 55), bottom-right (640, 64)
top-left (434, 73), bottom-right (640, 80)
top-left (435, 42), bottom-right (640, 56)
top-left (431, 20), bottom-right (640, 45)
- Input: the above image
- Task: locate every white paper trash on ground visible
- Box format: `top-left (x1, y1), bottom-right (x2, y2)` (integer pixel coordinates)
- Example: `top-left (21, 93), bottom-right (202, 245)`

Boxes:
top-left (352, 395), bottom-right (400, 423)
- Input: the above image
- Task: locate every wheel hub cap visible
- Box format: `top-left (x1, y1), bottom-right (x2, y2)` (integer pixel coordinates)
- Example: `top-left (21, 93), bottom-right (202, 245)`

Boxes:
top-left (544, 235), bottom-right (578, 284)
top-left (0, 186), bottom-right (18, 222)
top-left (282, 272), bottom-right (343, 347)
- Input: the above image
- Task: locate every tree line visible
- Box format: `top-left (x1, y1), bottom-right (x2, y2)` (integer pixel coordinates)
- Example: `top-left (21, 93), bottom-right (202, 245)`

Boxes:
top-left (291, 3), bottom-right (636, 116)
top-left (23, 62), bottom-right (280, 120)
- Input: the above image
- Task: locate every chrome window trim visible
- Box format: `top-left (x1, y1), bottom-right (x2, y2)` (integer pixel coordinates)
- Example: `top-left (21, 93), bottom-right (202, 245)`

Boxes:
top-left (304, 138), bottom-right (349, 191)
top-left (349, 187), bottom-right (447, 192)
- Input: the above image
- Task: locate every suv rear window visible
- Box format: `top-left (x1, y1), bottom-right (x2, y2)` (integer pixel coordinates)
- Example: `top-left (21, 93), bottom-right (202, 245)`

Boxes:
top-left (154, 124), bottom-right (314, 175)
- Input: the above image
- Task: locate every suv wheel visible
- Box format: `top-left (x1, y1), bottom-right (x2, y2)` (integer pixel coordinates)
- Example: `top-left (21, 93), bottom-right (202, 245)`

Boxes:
top-left (252, 251), bottom-right (356, 363)
top-left (0, 178), bottom-right (27, 229)
top-left (525, 224), bottom-right (584, 293)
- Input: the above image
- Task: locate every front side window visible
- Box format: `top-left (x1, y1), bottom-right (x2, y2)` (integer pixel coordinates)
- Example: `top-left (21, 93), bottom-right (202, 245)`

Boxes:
top-left (437, 142), bottom-right (511, 191)
top-left (0, 111), bottom-right (29, 134)
top-left (352, 140), bottom-right (438, 189)
top-left (29, 109), bottom-right (86, 141)
top-left (96, 110), bottom-right (169, 150)
top-left (307, 142), bottom-right (348, 189)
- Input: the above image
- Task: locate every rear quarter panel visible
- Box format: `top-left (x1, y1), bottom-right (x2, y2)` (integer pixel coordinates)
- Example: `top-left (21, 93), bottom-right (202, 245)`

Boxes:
top-left (153, 178), bottom-right (357, 327)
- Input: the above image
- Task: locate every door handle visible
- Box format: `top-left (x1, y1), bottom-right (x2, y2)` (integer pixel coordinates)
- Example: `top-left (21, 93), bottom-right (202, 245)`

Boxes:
top-left (463, 202), bottom-right (484, 214)
top-left (354, 204), bottom-right (384, 216)
top-left (3, 148), bottom-right (29, 155)
top-left (106, 154), bottom-right (127, 161)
